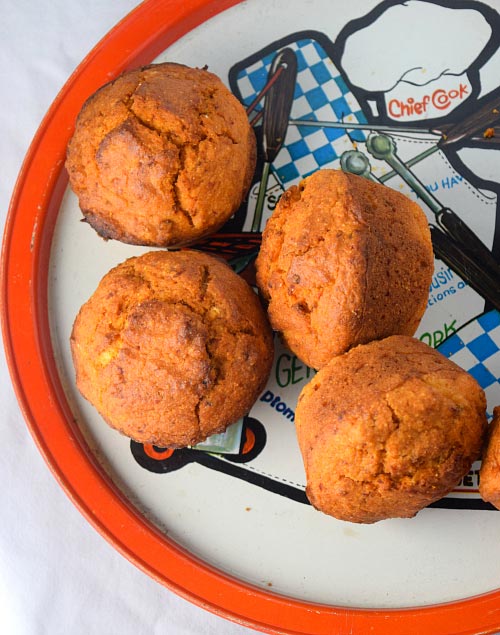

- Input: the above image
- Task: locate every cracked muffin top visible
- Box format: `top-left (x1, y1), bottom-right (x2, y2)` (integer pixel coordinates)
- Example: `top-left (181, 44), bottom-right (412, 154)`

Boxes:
top-left (295, 335), bottom-right (487, 523)
top-left (66, 63), bottom-right (256, 247)
top-left (255, 169), bottom-right (434, 369)
top-left (70, 250), bottom-right (274, 448)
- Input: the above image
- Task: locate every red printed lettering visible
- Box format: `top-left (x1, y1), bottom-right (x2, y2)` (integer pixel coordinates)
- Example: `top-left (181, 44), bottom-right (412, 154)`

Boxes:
top-left (388, 83), bottom-right (468, 118)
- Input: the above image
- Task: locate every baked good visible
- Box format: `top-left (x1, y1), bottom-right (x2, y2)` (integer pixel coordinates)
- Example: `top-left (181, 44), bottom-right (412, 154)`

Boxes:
top-left (256, 169), bottom-right (434, 369)
top-left (70, 250), bottom-right (274, 447)
top-left (66, 63), bottom-right (256, 247)
top-left (479, 406), bottom-right (500, 508)
top-left (295, 335), bottom-right (487, 523)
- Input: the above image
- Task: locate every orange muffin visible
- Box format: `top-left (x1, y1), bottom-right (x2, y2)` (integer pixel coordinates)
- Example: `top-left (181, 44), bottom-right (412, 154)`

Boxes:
top-left (256, 169), bottom-right (434, 369)
top-left (295, 335), bottom-right (487, 523)
top-left (70, 250), bottom-right (273, 447)
top-left (66, 63), bottom-right (256, 247)
top-left (479, 407), bottom-right (500, 508)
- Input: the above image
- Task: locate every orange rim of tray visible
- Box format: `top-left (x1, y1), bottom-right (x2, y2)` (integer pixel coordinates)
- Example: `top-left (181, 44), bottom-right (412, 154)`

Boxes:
top-left (2, 1), bottom-right (500, 633)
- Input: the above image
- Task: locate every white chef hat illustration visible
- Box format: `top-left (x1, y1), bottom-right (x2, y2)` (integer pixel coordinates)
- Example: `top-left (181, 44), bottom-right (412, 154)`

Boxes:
top-left (340, 0), bottom-right (494, 119)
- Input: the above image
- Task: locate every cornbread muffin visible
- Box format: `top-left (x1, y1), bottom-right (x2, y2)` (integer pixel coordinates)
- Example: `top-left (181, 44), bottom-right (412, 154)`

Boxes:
top-left (66, 63), bottom-right (256, 247)
top-left (70, 250), bottom-right (273, 447)
top-left (295, 335), bottom-right (487, 523)
top-left (256, 169), bottom-right (434, 369)
top-left (479, 407), bottom-right (500, 508)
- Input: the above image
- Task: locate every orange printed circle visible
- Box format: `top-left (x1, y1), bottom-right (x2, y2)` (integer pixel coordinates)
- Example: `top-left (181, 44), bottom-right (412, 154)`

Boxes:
top-left (241, 427), bottom-right (256, 455)
top-left (143, 445), bottom-right (175, 461)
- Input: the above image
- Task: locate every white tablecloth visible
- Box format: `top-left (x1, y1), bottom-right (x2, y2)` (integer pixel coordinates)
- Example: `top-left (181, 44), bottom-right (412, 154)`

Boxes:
top-left (0, 2), bottom-right (260, 633)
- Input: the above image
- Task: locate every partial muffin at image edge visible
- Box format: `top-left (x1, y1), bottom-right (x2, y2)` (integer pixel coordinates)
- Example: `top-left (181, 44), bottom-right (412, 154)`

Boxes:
top-left (70, 250), bottom-right (274, 448)
top-left (256, 169), bottom-right (434, 370)
top-left (66, 62), bottom-right (256, 247)
top-left (295, 335), bottom-right (487, 524)
top-left (479, 406), bottom-right (500, 508)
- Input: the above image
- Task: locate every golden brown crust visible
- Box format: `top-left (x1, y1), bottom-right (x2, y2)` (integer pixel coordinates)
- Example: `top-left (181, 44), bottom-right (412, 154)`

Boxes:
top-left (70, 250), bottom-right (274, 447)
top-left (295, 335), bottom-right (487, 523)
top-left (479, 406), bottom-right (500, 508)
top-left (66, 63), bottom-right (256, 247)
top-left (255, 170), bottom-right (434, 369)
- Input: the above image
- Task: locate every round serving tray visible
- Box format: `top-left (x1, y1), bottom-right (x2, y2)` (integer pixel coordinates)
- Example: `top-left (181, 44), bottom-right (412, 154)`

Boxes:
top-left (4, 1), bottom-right (500, 633)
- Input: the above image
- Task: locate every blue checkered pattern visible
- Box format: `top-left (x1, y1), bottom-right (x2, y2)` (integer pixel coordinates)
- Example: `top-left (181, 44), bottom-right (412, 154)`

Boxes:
top-left (437, 310), bottom-right (500, 418)
top-left (236, 38), bottom-right (368, 186)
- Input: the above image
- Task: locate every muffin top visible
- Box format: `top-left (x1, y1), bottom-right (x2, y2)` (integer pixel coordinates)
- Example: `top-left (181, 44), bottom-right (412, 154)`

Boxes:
top-left (295, 335), bottom-right (487, 523)
top-left (70, 250), bottom-right (274, 447)
top-left (256, 169), bottom-right (433, 369)
top-left (66, 63), bottom-right (256, 247)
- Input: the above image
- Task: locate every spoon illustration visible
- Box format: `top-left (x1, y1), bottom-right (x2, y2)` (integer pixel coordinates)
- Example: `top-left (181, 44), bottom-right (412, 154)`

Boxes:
top-left (365, 132), bottom-right (500, 310)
